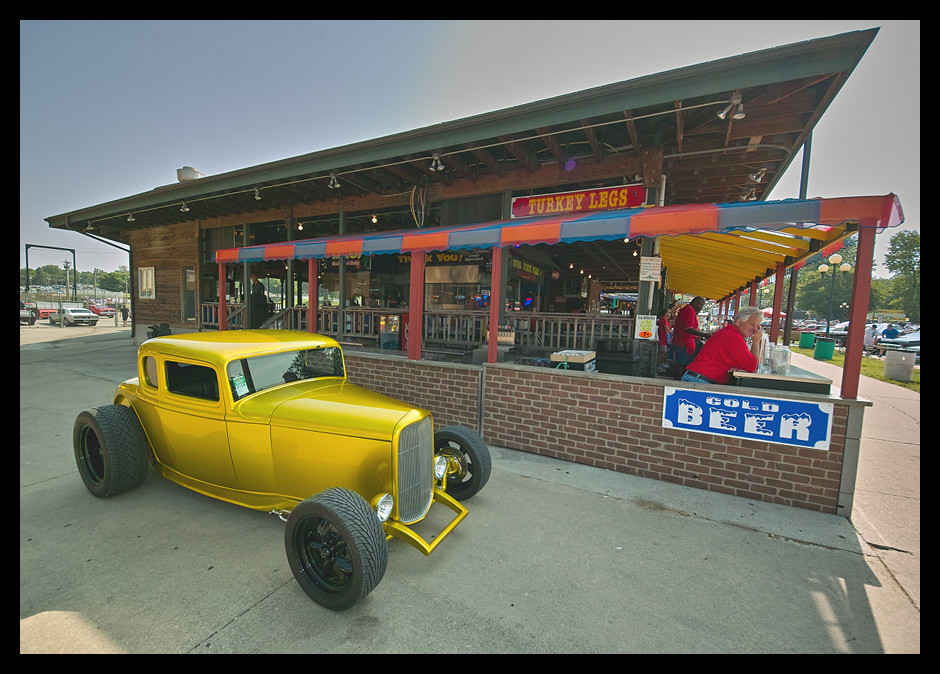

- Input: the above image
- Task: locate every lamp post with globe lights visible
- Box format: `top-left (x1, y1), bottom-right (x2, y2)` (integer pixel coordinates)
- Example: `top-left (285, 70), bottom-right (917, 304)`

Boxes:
top-left (818, 253), bottom-right (852, 338)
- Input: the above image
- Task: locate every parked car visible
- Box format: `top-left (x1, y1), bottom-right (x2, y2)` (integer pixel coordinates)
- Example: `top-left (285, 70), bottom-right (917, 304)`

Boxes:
top-left (876, 330), bottom-right (920, 361)
top-left (48, 307), bottom-right (100, 326)
top-left (20, 301), bottom-right (38, 325)
top-left (72, 330), bottom-right (490, 611)
top-left (87, 304), bottom-right (116, 317)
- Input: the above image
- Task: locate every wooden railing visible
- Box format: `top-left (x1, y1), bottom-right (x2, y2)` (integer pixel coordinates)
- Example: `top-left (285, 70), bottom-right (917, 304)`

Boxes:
top-left (201, 302), bottom-right (246, 330)
top-left (200, 303), bottom-right (636, 353)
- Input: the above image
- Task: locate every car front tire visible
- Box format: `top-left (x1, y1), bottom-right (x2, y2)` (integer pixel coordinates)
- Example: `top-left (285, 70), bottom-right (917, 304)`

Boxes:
top-left (435, 425), bottom-right (492, 501)
top-left (285, 488), bottom-right (388, 611)
top-left (73, 405), bottom-right (150, 498)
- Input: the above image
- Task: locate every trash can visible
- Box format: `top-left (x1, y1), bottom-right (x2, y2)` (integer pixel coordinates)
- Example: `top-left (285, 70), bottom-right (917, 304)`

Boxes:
top-left (884, 349), bottom-right (916, 382)
top-left (813, 337), bottom-right (835, 361)
top-left (799, 331), bottom-right (816, 349)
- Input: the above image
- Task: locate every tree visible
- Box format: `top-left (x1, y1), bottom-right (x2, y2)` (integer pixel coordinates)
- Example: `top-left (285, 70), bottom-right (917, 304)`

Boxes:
top-left (883, 231), bottom-right (920, 323)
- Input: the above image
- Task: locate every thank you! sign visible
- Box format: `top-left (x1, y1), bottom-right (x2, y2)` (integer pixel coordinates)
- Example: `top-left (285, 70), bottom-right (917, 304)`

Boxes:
top-left (511, 185), bottom-right (646, 218)
top-left (662, 387), bottom-right (834, 450)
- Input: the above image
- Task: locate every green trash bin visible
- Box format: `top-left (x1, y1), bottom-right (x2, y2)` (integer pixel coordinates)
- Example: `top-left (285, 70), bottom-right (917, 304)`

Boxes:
top-left (799, 331), bottom-right (816, 349)
top-left (813, 337), bottom-right (835, 360)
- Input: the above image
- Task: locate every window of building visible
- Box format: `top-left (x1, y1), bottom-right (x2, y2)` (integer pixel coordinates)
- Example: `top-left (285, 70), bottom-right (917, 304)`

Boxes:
top-left (139, 266), bottom-right (155, 299)
top-left (182, 266), bottom-right (196, 321)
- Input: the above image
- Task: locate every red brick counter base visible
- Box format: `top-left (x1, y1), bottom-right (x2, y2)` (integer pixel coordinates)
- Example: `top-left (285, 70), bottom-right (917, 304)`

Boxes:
top-left (344, 353), bottom-right (868, 516)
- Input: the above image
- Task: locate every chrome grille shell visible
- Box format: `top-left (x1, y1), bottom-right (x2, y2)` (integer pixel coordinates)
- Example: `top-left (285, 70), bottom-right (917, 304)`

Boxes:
top-left (395, 415), bottom-right (434, 524)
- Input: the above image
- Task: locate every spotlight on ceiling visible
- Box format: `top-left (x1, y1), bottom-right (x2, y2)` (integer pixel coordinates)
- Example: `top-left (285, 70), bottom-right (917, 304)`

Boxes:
top-left (717, 91), bottom-right (745, 120)
top-left (328, 173), bottom-right (340, 189)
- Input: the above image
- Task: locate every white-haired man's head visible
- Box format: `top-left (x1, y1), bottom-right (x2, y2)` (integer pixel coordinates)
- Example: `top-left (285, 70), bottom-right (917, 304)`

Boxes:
top-left (733, 305), bottom-right (764, 339)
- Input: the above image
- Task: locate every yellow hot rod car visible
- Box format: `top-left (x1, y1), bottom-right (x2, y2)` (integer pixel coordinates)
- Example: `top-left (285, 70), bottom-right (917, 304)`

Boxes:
top-left (72, 329), bottom-right (490, 610)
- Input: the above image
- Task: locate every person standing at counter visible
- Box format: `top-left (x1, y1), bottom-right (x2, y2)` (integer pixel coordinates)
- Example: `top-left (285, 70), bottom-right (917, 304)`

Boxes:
top-left (656, 304), bottom-right (674, 373)
top-left (672, 296), bottom-right (710, 378)
top-left (681, 305), bottom-right (763, 385)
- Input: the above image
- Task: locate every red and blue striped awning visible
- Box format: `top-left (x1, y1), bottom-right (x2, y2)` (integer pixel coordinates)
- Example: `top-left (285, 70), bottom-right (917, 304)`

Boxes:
top-left (213, 194), bottom-right (903, 265)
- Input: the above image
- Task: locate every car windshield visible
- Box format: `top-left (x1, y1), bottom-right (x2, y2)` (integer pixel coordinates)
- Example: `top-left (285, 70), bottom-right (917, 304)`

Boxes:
top-left (226, 346), bottom-right (345, 401)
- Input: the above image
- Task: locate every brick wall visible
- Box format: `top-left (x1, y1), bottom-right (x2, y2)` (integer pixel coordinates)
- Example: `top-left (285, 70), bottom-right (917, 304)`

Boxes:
top-left (344, 353), bottom-right (481, 431)
top-left (343, 352), bottom-right (851, 514)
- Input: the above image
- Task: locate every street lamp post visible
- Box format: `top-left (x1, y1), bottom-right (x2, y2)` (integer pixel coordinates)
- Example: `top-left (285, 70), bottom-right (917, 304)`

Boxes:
top-left (818, 253), bottom-right (852, 338)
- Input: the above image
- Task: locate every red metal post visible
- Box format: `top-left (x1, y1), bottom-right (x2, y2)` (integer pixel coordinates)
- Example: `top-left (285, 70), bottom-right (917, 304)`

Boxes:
top-left (218, 263), bottom-right (227, 331)
top-left (841, 223), bottom-right (877, 399)
top-left (770, 262), bottom-right (785, 344)
top-left (488, 246), bottom-right (504, 364)
top-left (307, 258), bottom-right (317, 333)
top-left (407, 251), bottom-right (425, 361)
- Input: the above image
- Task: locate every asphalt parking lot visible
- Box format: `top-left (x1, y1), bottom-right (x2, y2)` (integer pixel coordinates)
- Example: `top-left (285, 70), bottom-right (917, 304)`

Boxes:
top-left (20, 325), bottom-right (919, 653)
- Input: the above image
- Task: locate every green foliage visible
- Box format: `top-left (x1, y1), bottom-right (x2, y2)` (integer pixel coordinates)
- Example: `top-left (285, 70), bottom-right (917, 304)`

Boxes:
top-left (883, 231), bottom-right (920, 323)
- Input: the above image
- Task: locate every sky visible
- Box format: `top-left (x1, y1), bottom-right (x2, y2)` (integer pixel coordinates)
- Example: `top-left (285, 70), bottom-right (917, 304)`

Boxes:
top-left (20, 20), bottom-right (919, 278)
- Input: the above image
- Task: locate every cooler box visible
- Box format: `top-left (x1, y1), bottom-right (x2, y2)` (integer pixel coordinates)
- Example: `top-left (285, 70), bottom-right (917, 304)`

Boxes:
top-left (551, 350), bottom-right (596, 372)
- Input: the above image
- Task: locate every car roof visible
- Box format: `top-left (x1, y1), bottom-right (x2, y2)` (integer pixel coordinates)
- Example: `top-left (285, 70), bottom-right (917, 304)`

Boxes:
top-left (139, 329), bottom-right (341, 369)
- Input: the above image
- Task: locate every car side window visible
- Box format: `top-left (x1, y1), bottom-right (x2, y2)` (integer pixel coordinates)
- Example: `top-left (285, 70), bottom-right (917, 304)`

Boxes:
top-left (142, 356), bottom-right (159, 388)
top-left (164, 361), bottom-right (219, 402)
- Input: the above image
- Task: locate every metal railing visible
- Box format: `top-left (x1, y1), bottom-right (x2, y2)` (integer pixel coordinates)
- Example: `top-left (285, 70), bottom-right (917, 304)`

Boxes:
top-left (199, 303), bottom-right (636, 353)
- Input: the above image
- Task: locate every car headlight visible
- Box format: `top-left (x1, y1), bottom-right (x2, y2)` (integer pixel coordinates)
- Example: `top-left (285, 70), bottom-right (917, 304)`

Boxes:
top-left (434, 455), bottom-right (448, 480)
top-left (375, 493), bottom-right (394, 522)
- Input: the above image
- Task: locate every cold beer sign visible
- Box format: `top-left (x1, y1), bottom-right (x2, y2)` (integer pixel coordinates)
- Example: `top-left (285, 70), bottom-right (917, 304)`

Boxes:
top-left (662, 387), bottom-right (834, 450)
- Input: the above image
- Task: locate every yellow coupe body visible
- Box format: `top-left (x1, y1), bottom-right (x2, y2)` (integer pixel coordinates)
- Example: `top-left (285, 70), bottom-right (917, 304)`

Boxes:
top-left (75, 329), bottom-right (490, 609)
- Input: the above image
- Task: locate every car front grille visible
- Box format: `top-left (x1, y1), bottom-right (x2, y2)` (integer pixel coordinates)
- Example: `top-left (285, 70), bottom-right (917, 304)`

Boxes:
top-left (396, 416), bottom-right (434, 524)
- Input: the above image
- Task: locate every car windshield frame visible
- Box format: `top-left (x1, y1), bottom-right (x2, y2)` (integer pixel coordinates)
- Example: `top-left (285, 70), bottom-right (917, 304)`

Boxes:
top-left (226, 345), bottom-right (345, 402)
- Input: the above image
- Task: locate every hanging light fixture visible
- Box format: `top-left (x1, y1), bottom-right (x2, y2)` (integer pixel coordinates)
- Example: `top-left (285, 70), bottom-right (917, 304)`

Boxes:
top-left (372, 214), bottom-right (378, 224)
top-left (717, 91), bottom-right (745, 120)
top-left (180, 202), bottom-right (190, 212)
top-left (328, 173), bottom-right (340, 189)
top-left (430, 153), bottom-right (445, 171)
top-left (254, 187), bottom-right (262, 200)
top-left (126, 213), bottom-right (135, 222)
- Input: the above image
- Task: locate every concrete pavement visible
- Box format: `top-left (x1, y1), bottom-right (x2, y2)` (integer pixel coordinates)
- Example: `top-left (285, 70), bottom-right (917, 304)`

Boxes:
top-left (20, 326), bottom-right (919, 653)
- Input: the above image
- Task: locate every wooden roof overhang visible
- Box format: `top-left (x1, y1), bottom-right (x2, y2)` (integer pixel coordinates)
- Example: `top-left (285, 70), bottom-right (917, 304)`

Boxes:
top-left (46, 28), bottom-right (883, 295)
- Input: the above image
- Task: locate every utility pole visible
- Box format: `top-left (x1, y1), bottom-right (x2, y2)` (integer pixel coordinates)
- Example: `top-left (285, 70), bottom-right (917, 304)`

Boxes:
top-left (63, 260), bottom-right (71, 301)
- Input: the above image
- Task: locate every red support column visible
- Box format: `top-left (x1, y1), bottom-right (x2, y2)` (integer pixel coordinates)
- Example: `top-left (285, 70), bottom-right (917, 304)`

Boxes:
top-left (307, 258), bottom-right (317, 333)
top-left (770, 262), bottom-right (785, 344)
top-left (407, 251), bottom-right (425, 361)
top-left (749, 279), bottom-right (757, 306)
top-left (841, 223), bottom-right (877, 399)
top-left (218, 263), bottom-right (227, 331)
top-left (488, 246), bottom-right (504, 364)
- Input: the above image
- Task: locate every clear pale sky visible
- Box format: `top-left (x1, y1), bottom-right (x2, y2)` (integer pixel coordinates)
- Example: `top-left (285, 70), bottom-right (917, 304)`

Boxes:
top-left (20, 20), bottom-right (919, 278)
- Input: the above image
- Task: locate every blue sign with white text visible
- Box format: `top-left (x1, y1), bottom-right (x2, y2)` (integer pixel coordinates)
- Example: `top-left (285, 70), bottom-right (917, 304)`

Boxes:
top-left (662, 387), bottom-right (833, 450)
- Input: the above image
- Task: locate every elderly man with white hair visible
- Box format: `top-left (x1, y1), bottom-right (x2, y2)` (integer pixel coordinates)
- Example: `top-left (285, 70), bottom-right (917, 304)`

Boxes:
top-left (681, 304), bottom-right (764, 385)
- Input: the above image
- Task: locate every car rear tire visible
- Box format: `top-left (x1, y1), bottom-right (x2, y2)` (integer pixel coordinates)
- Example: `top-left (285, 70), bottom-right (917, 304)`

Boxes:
top-left (285, 488), bottom-right (388, 611)
top-left (73, 405), bottom-right (150, 498)
top-left (435, 425), bottom-right (491, 501)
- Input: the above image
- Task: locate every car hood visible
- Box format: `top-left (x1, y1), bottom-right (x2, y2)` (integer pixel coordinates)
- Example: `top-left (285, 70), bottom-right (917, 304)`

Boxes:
top-left (233, 379), bottom-right (421, 441)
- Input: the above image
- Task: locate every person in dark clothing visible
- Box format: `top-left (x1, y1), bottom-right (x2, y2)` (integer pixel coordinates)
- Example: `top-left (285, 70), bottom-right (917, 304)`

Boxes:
top-left (249, 273), bottom-right (268, 329)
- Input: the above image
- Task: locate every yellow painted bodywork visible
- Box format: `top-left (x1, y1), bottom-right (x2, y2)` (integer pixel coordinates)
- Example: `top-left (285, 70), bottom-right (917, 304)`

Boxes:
top-left (113, 329), bottom-right (467, 553)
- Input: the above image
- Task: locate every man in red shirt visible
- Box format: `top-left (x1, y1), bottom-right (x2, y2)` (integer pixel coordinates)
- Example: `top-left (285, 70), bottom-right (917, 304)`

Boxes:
top-left (681, 305), bottom-right (763, 385)
top-left (672, 296), bottom-right (711, 377)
